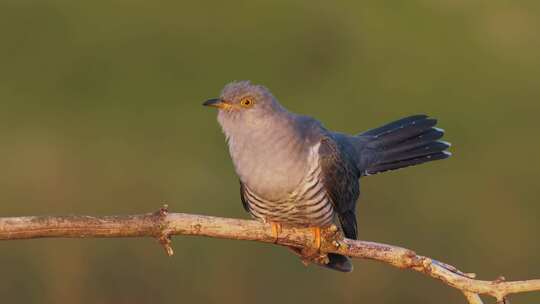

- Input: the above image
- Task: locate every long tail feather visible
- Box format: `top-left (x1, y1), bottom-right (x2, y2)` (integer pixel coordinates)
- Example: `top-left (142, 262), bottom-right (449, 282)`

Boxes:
top-left (358, 115), bottom-right (451, 175)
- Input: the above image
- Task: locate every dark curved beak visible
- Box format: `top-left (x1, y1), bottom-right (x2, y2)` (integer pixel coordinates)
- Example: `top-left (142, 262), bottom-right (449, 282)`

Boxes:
top-left (203, 98), bottom-right (223, 108)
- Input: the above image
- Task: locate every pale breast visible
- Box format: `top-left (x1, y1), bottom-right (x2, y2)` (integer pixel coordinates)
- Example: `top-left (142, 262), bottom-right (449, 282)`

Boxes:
top-left (228, 123), bottom-right (309, 201)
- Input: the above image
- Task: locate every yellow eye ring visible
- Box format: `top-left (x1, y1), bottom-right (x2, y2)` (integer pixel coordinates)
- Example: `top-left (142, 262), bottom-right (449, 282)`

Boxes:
top-left (240, 97), bottom-right (254, 107)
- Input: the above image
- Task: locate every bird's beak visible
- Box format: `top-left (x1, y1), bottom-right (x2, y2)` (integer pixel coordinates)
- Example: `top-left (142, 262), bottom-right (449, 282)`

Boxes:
top-left (203, 98), bottom-right (227, 109)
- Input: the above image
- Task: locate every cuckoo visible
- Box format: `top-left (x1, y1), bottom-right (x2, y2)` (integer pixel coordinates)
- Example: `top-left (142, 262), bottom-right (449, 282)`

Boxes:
top-left (203, 81), bottom-right (451, 272)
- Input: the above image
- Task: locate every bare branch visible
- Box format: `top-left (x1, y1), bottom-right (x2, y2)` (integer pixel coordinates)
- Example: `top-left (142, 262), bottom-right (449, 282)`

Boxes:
top-left (1, 207), bottom-right (539, 303)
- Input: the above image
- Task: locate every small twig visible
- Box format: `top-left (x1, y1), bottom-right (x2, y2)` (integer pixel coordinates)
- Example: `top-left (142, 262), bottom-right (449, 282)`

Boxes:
top-left (0, 208), bottom-right (539, 303)
top-left (463, 291), bottom-right (484, 304)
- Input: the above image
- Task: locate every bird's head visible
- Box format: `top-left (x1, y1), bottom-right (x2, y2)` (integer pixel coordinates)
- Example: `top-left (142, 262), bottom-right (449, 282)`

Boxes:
top-left (203, 81), bottom-right (287, 139)
top-left (203, 81), bottom-right (280, 116)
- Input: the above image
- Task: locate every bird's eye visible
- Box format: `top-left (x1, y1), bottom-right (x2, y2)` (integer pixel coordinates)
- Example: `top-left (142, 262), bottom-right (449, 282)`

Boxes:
top-left (240, 97), bottom-right (254, 108)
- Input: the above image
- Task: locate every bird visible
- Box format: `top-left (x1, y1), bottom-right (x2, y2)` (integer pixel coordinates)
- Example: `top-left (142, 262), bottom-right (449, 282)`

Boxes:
top-left (203, 80), bottom-right (451, 272)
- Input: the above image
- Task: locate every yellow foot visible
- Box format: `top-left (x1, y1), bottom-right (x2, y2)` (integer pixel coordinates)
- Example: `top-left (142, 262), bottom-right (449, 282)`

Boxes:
top-left (270, 222), bottom-right (282, 243)
top-left (312, 227), bottom-right (321, 250)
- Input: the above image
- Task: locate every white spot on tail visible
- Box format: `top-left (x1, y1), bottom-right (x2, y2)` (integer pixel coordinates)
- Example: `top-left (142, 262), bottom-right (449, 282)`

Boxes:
top-left (433, 127), bottom-right (445, 133)
top-left (437, 140), bottom-right (452, 147)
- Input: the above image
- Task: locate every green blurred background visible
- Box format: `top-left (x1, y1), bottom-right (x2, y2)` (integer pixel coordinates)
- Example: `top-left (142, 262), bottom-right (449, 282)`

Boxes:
top-left (0, 0), bottom-right (539, 303)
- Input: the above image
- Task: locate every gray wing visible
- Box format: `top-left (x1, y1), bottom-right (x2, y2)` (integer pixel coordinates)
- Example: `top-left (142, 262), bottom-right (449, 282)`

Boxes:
top-left (318, 135), bottom-right (361, 239)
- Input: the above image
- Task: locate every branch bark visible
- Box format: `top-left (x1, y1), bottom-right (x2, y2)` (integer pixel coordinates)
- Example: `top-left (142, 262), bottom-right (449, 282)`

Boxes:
top-left (1, 206), bottom-right (538, 304)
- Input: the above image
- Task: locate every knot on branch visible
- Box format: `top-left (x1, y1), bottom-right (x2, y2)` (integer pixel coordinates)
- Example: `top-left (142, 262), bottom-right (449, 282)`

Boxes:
top-left (154, 204), bottom-right (174, 256)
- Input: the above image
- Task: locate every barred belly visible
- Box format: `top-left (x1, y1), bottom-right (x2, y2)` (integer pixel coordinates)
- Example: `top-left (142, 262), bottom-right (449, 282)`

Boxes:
top-left (242, 144), bottom-right (335, 227)
top-left (243, 186), bottom-right (335, 227)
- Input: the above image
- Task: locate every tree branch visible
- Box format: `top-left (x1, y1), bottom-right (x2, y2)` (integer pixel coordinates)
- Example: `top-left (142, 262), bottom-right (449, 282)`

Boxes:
top-left (1, 206), bottom-right (538, 303)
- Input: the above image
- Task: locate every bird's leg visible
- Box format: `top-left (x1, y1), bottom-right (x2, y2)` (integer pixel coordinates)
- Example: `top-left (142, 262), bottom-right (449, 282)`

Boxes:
top-left (310, 227), bottom-right (330, 265)
top-left (312, 227), bottom-right (322, 250)
top-left (270, 222), bottom-right (282, 243)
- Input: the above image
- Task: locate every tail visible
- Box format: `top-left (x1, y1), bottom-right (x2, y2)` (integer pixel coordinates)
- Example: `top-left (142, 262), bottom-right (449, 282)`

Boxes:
top-left (322, 253), bottom-right (353, 272)
top-left (357, 115), bottom-right (451, 175)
